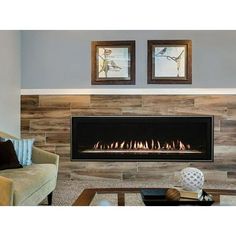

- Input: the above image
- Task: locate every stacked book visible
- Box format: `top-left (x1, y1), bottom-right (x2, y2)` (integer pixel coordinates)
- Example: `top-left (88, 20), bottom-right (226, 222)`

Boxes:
top-left (174, 187), bottom-right (203, 200)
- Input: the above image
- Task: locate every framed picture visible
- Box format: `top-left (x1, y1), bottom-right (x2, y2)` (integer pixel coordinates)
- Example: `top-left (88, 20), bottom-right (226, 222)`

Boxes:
top-left (91, 41), bottom-right (135, 85)
top-left (148, 40), bottom-right (192, 84)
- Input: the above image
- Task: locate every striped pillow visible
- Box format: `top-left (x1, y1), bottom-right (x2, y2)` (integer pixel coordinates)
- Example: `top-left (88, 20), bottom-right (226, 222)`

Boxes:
top-left (2, 138), bottom-right (34, 166)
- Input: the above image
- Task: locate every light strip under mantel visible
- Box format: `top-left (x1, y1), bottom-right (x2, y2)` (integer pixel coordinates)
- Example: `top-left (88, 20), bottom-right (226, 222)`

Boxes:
top-left (21, 88), bottom-right (236, 95)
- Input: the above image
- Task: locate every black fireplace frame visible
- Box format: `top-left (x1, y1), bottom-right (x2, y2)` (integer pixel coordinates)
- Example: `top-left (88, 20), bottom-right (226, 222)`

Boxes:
top-left (71, 116), bottom-right (214, 162)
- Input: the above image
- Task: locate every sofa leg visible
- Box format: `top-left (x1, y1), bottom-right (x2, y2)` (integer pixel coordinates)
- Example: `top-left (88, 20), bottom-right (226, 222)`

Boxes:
top-left (48, 192), bottom-right (53, 205)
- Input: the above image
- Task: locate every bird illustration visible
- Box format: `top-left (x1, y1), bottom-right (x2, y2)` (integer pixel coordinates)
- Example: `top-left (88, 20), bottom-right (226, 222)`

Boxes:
top-left (110, 60), bottom-right (122, 70)
top-left (99, 60), bottom-right (110, 78)
top-left (98, 49), bottom-right (122, 77)
top-left (103, 48), bottom-right (112, 56)
top-left (167, 50), bottom-right (184, 63)
top-left (156, 47), bottom-right (167, 56)
top-left (166, 50), bottom-right (185, 77)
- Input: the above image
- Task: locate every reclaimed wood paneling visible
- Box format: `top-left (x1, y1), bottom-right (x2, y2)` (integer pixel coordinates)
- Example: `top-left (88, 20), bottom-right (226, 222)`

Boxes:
top-left (227, 108), bottom-right (236, 119)
top-left (221, 120), bottom-right (236, 132)
top-left (39, 95), bottom-right (90, 108)
top-left (21, 107), bottom-right (71, 119)
top-left (21, 95), bottom-right (236, 186)
top-left (91, 95), bottom-right (142, 108)
top-left (122, 171), bottom-right (174, 181)
top-left (71, 108), bottom-right (122, 116)
top-left (46, 133), bottom-right (70, 144)
top-left (137, 163), bottom-right (190, 172)
top-left (194, 96), bottom-right (230, 107)
top-left (30, 119), bottom-right (70, 133)
top-left (228, 172), bottom-right (236, 179)
top-left (21, 132), bottom-right (46, 145)
top-left (21, 95), bottom-right (39, 109)
top-left (142, 95), bottom-right (194, 108)
top-left (70, 170), bottom-right (122, 181)
top-left (215, 132), bottom-right (236, 145)
top-left (121, 107), bottom-right (169, 116)
top-left (55, 145), bottom-right (71, 158)
top-left (21, 119), bottom-right (30, 132)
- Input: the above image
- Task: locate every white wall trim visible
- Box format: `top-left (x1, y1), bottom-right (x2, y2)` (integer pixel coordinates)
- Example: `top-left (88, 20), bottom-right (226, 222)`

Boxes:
top-left (21, 88), bottom-right (236, 95)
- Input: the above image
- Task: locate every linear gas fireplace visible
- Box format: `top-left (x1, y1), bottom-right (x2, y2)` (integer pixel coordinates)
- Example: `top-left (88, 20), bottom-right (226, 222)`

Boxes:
top-left (71, 116), bottom-right (214, 162)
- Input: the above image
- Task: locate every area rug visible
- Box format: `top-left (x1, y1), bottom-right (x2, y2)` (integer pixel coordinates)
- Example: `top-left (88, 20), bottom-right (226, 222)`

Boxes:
top-left (42, 179), bottom-right (236, 206)
top-left (49, 179), bottom-right (173, 206)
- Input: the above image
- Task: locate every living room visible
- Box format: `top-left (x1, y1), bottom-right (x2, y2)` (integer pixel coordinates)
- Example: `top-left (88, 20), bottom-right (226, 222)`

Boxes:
top-left (1, 1), bottom-right (236, 235)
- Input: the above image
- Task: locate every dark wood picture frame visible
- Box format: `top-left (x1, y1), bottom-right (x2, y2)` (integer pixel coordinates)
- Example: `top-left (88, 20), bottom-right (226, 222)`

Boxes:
top-left (147, 40), bottom-right (192, 84)
top-left (91, 41), bottom-right (135, 85)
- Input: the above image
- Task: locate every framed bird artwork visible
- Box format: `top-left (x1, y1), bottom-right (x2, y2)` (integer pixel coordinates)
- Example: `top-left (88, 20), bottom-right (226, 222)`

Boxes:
top-left (147, 40), bottom-right (192, 84)
top-left (91, 41), bottom-right (135, 85)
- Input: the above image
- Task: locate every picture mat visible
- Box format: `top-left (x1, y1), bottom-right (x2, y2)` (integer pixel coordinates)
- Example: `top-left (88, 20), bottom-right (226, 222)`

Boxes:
top-left (154, 46), bottom-right (186, 78)
top-left (97, 47), bottom-right (129, 79)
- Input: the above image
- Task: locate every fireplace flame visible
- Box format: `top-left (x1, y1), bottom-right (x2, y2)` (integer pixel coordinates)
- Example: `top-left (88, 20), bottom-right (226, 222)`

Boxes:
top-left (179, 141), bottom-right (185, 150)
top-left (93, 140), bottom-right (191, 151)
top-left (120, 141), bottom-right (125, 149)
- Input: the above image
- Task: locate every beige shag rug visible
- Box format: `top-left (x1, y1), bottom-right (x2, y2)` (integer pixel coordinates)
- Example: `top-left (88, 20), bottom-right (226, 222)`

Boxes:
top-left (41, 179), bottom-right (236, 206)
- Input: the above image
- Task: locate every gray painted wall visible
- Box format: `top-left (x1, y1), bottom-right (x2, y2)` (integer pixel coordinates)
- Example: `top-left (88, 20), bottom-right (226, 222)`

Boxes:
top-left (0, 31), bottom-right (21, 137)
top-left (21, 30), bottom-right (236, 89)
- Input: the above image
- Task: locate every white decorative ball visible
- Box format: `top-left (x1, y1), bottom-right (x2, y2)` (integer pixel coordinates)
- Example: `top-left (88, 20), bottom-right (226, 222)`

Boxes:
top-left (180, 167), bottom-right (204, 191)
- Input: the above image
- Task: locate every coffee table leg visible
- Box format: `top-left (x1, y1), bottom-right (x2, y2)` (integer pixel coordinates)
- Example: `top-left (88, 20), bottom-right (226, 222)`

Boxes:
top-left (118, 193), bottom-right (125, 206)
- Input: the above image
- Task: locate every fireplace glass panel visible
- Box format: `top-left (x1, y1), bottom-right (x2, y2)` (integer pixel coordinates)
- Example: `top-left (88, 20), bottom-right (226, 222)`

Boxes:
top-left (71, 116), bottom-right (213, 162)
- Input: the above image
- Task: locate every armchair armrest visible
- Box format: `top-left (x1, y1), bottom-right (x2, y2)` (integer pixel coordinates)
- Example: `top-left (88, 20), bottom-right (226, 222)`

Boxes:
top-left (32, 147), bottom-right (59, 171)
top-left (0, 176), bottom-right (14, 206)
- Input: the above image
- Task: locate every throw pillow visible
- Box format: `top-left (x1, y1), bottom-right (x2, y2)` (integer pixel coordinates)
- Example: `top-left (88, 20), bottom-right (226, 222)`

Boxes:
top-left (0, 140), bottom-right (23, 170)
top-left (2, 138), bottom-right (34, 166)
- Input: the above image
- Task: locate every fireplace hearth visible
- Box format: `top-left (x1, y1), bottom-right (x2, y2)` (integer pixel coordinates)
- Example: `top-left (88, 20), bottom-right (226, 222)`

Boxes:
top-left (71, 116), bottom-right (213, 162)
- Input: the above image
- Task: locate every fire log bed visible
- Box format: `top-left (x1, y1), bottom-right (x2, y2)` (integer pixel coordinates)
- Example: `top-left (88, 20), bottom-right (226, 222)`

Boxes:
top-left (82, 139), bottom-right (202, 154)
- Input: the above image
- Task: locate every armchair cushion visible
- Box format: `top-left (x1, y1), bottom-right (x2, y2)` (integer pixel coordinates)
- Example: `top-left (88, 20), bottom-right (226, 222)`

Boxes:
top-left (0, 164), bottom-right (57, 205)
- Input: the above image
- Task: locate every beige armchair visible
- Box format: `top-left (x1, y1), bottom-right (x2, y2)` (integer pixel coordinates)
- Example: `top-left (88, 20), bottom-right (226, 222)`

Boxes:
top-left (0, 131), bottom-right (59, 206)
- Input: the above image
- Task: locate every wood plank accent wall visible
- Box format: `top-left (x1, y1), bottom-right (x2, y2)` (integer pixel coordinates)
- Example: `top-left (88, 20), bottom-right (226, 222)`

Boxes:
top-left (21, 95), bottom-right (236, 186)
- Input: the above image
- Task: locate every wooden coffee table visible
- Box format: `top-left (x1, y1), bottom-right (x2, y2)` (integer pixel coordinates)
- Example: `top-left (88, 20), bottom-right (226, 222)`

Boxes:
top-left (72, 188), bottom-right (236, 206)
